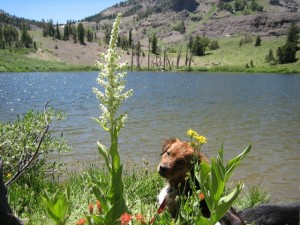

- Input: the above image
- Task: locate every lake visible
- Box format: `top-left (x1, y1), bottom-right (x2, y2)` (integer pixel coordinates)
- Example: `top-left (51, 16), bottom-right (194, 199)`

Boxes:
top-left (0, 71), bottom-right (299, 202)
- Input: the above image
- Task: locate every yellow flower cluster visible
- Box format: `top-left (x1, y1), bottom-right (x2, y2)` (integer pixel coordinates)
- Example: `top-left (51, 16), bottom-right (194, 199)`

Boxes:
top-left (187, 129), bottom-right (207, 144)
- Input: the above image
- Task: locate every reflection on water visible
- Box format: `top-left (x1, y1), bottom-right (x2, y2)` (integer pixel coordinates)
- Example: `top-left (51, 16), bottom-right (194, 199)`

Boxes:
top-left (0, 71), bottom-right (299, 202)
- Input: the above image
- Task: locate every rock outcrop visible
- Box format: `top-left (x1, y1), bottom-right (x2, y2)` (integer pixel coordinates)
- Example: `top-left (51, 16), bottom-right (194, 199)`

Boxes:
top-left (197, 12), bottom-right (300, 37)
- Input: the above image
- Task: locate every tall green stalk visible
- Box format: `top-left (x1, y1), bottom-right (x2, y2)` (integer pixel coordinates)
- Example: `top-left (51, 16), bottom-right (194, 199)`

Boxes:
top-left (92, 13), bottom-right (133, 225)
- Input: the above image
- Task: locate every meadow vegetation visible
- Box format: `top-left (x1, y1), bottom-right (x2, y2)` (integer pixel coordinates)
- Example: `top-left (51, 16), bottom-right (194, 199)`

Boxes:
top-left (0, 30), bottom-right (299, 73)
top-left (0, 48), bottom-right (97, 72)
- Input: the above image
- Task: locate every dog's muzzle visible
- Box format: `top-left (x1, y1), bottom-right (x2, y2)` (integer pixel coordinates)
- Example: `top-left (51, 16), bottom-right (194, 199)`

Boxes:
top-left (158, 165), bottom-right (169, 177)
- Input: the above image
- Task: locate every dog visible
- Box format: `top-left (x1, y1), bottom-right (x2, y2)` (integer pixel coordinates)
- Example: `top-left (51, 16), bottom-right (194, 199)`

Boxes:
top-left (157, 138), bottom-right (245, 225)
top-left (157, 138), bottom-right (300, 225)
top-left (239, 203), bottom-right (300, 225)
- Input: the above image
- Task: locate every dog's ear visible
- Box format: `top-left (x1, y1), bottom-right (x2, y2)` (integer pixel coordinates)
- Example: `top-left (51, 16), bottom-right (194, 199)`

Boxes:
top-left (160, 138), bottom-right (177, 155)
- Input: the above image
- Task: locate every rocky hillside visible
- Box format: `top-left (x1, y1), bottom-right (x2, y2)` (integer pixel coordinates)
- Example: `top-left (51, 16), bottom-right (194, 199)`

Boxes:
top-left (1, 0), bottom-right (299, 70)
top-left (72, 0), bottom-right (300, 63)
top-left (199, 12), bottom-right (300, 37)
top-left (87, 0), bottom-right (300, 40)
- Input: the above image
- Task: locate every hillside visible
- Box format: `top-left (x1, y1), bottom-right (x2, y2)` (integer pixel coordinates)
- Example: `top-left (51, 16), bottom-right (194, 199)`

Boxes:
top-left (89, 0), bottom-right (300, 41)
top-left (0, 0), bottom-right (300, 72)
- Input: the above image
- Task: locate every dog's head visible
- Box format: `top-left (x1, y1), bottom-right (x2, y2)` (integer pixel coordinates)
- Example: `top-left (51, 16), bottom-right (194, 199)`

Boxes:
top-left (157, 138), bottom-right (208, 187)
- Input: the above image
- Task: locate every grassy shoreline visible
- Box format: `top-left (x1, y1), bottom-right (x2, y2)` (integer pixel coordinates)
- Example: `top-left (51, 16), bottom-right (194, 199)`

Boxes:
top-left (1, 51), bottom-right (299, 73)
top-left (8, 166), bottom-right (271, 225)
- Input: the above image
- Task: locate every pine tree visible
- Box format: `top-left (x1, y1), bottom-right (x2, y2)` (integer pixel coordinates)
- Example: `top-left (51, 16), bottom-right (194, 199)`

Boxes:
top-left (63, 23), bottom-right (69, 40)
top-left (72, 24), bottom-right (77, 43)
top-left (77, 23), bottom-right (85, 45)
top-left (265, 49), bottom-right (275, 64)
top-left (287, 22), bottom-right (299, 47)
top-left (48, 20), bottom-right (55, 37)
top-left (0, 24), bottom-right (3, 48)
top-left (55, 22), bottom-right (61, 40)
top-left (277, 22), bottom-right (299, 64)
top-left (21, 24), bottom-right (33, 48)
top-left (151, 33), bottom-right (158, 55)
top-left (2, 25), bottom-right (19, 48)
top-left (255, 35), bottom-right (261, 47)
top-left (87, 28), bottom-right (93, 42)
top-left (104, 25), bottom-right (111, 45)
top-left (191, 36), bottom-right (210, 56)
top-left (277, 42), bottom-right (297, 64)
top-left (128, 29), bottom-right (132, 48)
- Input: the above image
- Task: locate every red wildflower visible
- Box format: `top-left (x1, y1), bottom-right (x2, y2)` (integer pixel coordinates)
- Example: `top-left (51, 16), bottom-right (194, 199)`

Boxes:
top-left (119, 212), bottom-right (132, 225)
top-left (96, 200), bottom-right (102, 214)
top-left (135, 213), bottom-right (146, 224)
top-left (198, 192), bottom-right (205, 200)
top-left (76, 218), bottom-right (87, 225)
top-left (88, 203), bottom-right (94, 215)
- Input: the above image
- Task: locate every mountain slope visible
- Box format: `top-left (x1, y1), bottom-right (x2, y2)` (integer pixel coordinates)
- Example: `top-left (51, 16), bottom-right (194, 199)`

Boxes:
top-left (1, 0), bottom-right (299, 72)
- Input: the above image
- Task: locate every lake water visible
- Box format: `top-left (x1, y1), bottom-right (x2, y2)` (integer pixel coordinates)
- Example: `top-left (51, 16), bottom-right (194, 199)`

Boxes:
top-left (0, 71), bottom-right (299, 202)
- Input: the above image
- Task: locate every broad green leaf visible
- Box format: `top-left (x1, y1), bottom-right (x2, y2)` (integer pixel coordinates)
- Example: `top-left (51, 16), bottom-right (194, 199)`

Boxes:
top-left (216, 143), bottom-right (224, 164)
top-left (104, 199), bottom-right (128, 225)
top-left (97, 141), bottom-right (112, 172)
top-left (200, 162), bottom-right (211, 184)
top-left (92, 186), bottom-right (110, 212)
top-left (211, 159), bottom-right (225, 202)
top-left (211, 182), bottom-right (244, 222)
top-left (42, 189), bottom-right (71, 225)
top-left (225, 144), bottom-right (251, 181)
top-left (108, 165), bottom-right (125, 202)
top-left (199, 162), bottom-right (213, 210)
top-left (195, 216), bottom-right (213, 225)
top-left (216, 143), bottom-right (226, 176)
top-left (210, 159), bottom-right (220, 202)
top-left (92, 215), bottom-right (103, 224)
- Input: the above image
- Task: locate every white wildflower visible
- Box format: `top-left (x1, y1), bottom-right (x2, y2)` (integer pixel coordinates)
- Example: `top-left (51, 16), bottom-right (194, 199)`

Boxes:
top-left (93, 13), bottom-right (133, 132)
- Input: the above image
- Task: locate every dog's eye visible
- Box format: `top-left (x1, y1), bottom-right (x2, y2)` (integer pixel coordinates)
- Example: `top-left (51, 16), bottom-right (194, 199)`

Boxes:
top-left (166, 151), bottom-right (170, 156)
top-left (177, 159), bottom-right (185, 165)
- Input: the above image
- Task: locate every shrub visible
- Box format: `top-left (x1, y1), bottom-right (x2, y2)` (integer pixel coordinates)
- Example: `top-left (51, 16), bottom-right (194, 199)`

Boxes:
top-left (240, 33), bottom-right (253, 46)
top-left (255, 35), bottom-right (261, 47)
top-left (173, 21), bottom-right (186, 34)
top-left (1, 106), bottom-right (70, 215)
top-left (209, 40), bottom-right (220, 50)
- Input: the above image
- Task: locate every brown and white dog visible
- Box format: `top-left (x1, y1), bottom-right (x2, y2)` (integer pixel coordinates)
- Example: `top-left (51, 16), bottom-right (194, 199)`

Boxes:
top-left (157, 138), bottom-right (300, 225)
top-left (157, 138), bottom-right (245, 225)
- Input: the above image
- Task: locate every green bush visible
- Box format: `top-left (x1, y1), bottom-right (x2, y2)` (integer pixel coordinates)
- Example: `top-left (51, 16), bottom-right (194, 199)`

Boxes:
top-left (1, 107), bottom-right (70, 216)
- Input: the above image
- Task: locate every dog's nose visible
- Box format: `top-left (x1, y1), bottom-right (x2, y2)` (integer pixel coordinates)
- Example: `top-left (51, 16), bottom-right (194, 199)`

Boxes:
top-left (158, 165), bottom-right (169, 175)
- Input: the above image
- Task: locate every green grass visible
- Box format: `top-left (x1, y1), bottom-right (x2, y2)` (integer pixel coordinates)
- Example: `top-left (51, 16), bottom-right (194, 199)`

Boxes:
top-left (0, 49), bottom-right (97, 72)
top-left (8, 165), bottom-right (270, 225)
top-left (183, 35), bottom-right (300, 73)
top-left (1, 35), bottom-right (299, 73)
top-left (8, 166), bottom-right (165, 225)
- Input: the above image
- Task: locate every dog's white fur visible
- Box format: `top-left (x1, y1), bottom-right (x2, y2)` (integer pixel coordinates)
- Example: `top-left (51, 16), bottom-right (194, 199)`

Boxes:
top-left (158, 185), bottom-right (168, 205)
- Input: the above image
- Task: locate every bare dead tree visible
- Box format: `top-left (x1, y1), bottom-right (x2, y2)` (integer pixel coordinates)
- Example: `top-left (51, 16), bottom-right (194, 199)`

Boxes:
top-left (148, 37), bottom-right (151, 70)
top-left (188, 53), bottom-right (193, 67)
top-left (176, 44), bottom-right (182, 68)
top-left (136, 41), bottom-right (141, 70)
top-left (131, 42), bottom-right (134, 71)
top-left (185, 44), bottom-right (189, 66)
